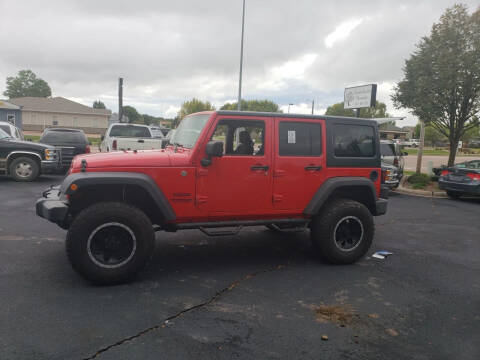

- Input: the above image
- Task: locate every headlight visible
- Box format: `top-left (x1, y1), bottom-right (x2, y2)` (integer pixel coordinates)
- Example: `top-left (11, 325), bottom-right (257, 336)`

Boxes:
top-left (45, 149), bottom-right (57, 160)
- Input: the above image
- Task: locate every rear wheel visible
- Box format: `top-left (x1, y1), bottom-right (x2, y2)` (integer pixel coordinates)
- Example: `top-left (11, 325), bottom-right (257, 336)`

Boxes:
top-left (446, 190), bottom-right (462, 199)
top-left (66, 202), bottom-right (155, 285)
top-left (9, 156), bottom-right (40, 182)
top-left (311, 199), bottom-right (374, 264)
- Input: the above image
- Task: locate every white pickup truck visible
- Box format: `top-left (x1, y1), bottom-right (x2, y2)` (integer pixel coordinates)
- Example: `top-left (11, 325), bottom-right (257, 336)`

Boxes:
top-left (100, 123), bottom-right (164, 152)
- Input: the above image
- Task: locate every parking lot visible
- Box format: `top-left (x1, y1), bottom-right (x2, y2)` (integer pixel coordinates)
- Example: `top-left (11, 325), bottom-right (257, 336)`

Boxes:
top-left (1, 175), bottom-right (479, 360)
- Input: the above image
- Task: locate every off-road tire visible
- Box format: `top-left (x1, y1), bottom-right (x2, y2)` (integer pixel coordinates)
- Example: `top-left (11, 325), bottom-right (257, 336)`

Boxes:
top-left (66, 202), bottom-right (155, 285)
top-left (311, 199), bottom-right (374, 264)
top-left (446, 190), bottom-right (462, 199)
top-left (9, 156), bottom-right (40, 182)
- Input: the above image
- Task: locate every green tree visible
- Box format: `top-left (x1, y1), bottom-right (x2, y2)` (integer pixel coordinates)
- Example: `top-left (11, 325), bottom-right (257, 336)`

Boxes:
top-left (142, 114), bottom-right (164, 126)
top-left (178, 98), bottom-right (215, 119)
top-left (92, 100), bottom-right (106, 109)
top-left (221, 99), bottom-right (281, 112)
top-left (122, 106), bottom-right (142, 124)
top-left (461, 118), bottom-right (480, 144)
top-left (392, 4), bottom-right (480, 166)
top-left (325, 101), bottom-right (390, 118)
top-left (3, 70), bottom-right (52, 98)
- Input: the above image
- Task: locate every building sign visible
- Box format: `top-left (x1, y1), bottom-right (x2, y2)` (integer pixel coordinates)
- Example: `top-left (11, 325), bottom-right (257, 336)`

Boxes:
top-left (344, 84), bottom-right (377, 109)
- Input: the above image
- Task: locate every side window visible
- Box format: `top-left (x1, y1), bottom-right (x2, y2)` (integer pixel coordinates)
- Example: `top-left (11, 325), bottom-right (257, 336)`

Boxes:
top-left (279, 122), bottom-right (321, 156)
top-left (211, 124), bottom-right (228, 154)
top-left (211, 120), bottom-right (265, 156)
top-left (334, 124), bottom-right (375, 157)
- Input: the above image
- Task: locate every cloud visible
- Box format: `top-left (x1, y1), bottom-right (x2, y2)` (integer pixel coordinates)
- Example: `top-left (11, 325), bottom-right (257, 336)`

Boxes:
top-left (324, 18), bottom-right (366, 48)
top-left (0, 0), bottom-right (478, 126)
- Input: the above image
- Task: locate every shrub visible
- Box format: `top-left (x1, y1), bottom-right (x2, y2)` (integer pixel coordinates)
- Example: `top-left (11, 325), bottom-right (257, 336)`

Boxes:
top-left (407, 173), bottom-right (430, 189)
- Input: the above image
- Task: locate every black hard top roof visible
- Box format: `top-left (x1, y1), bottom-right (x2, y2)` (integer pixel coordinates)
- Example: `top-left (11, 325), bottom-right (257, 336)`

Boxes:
top-left (215, 110), bottom-right (377, 123)
top-left (45, 128), bottom-right (84, 132)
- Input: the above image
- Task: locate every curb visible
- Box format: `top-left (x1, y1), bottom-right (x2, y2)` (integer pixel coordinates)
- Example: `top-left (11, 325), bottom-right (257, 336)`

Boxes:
top-left (395, 176), bottom-right (447, 198)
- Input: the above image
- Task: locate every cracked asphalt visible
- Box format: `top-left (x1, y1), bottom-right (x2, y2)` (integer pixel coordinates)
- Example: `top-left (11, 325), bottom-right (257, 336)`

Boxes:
top-left (1, 174), bottom-right (479, 360)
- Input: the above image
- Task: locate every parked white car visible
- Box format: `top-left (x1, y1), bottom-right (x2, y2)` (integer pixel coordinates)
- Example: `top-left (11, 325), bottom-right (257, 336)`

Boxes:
top-left (402, 138), bottom-right (420, 147)
top-left (100, 123), bottom-right (164, 152)
top-left (0, 121), bottom-right (23, 140)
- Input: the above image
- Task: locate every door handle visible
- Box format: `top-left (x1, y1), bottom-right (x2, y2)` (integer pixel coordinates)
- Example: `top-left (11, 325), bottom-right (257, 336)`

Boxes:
top-left (251, 165), bottom-right (269, 171)
top-left (305, 165), bottom-right (322, 171)
top-left (138, 139), bottom-right (145, 143)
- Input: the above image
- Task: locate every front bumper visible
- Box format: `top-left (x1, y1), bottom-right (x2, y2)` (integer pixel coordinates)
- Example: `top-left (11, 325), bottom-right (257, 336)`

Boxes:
top-left (438, 179), bottom-right (480, 195)
top-left (375, 198), bottom-right (388, 216)
top-left (41, 160), bottom-right (61, 174)
top-left (36, 186), bottom-right (69, 227)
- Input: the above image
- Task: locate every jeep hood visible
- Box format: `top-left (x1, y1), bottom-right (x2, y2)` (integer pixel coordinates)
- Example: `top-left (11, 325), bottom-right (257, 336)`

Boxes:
top-left (70, 149), bottom-right (191, 170)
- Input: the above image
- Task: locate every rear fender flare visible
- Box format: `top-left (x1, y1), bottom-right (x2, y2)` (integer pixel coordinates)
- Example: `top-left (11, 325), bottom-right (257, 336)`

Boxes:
top-left (304, 177), bottom-right (377, 216)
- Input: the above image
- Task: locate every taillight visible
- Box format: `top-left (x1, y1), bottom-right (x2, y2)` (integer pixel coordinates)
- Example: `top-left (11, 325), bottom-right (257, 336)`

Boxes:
top-left (466, 172), bottom-right (480, 181)
top-left (85, 145), bottom-right (91, 153)
top-left (112, 140), bottom-right (117, 150)
top-left (440, 170), bottom-right (449, 176)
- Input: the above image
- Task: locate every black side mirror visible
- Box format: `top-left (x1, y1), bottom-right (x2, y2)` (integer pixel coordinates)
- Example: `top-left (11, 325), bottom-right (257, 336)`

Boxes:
top-left (202, 141), bottom-right (224, 166)
top-left (101, 135), bottom-right (105, 141)
top-left (205, 141), bottom-right (224, 157)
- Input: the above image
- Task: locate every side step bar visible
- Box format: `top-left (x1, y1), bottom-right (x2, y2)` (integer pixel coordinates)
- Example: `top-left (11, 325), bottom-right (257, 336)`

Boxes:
top-left (174, 218), bottom-right (309, 231)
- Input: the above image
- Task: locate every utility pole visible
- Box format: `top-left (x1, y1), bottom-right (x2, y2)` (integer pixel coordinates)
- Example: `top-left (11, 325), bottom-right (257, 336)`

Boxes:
top-left (416, 119), bottom-right (425, 174)
top-left (118, 78), bottom-right (124, 122)
top-left (237, 0), bottom-right (246, 111)
top-left (311, 99), bottom-right (314, 115)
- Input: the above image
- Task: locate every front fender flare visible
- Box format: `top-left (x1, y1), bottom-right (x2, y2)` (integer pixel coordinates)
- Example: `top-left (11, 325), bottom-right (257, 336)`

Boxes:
top-left (60, 172), bottom-right (176, 221)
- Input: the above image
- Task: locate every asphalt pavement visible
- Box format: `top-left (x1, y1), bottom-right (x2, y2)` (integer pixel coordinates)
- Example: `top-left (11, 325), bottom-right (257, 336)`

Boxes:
top-left (1, 174), bottom-right (479, 360)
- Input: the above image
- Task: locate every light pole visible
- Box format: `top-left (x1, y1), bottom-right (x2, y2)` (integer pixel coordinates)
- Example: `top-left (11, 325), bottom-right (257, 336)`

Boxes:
top-left (237, 0), bottom-right (246, 111)
top-left (288, 103), bottom-right (293, 114)
top-left (311, 99), bottom-right (314, 115)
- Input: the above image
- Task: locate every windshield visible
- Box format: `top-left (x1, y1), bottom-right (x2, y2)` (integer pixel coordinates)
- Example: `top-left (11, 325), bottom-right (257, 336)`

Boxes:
top-left (381, 143), bottom-right (396, 156)
top-left (0, 125), bottom-right (12, 136)
top-left (455, 160), bottom-right (480, 170)
top-left (40, 131), bottom-right (87, 144)
top-left (0, 128), bottom-right (11, 139)
top-left (170, 114), bottom-right (210, 148)
top-left (110, 125), bottom-right (151, 137)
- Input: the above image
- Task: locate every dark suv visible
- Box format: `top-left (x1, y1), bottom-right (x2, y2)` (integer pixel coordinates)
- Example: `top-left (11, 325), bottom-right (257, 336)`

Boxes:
top-left (37, 111), bottom-right (388, 284)
top-left (39, 128), bottom-right (90, 171)
top-left (0, 128), bottom-right (60, 181)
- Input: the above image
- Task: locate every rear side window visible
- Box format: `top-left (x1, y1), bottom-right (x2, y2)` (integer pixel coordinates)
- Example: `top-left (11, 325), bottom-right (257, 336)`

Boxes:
top-left (0, 125), bottom-right (11, 135)
top-left (279, 122), bottom-right (321, 156)
top-left (334, 124), bottom-right (375, 157)
top-left (380, 143), bottom-right (396, 157)
top-left (40, 131), bottom-right (87, 144)
top-left (110, 125), bottom-right (151, 137)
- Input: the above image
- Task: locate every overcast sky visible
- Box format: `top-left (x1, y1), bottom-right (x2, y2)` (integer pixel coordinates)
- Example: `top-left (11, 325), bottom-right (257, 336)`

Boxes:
top-left (1, 0), bottom-right (478, 126)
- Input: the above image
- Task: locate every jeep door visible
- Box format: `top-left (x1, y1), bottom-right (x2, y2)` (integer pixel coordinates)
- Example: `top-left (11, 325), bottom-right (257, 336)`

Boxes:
top-left (199, 116), bottom-right (273, 216)
top-left (272, 118), bottom-right (326, 211)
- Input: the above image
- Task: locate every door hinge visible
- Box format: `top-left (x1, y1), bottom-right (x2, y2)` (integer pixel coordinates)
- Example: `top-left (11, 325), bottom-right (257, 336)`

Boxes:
top-left (196, 195), bottom-right (208, 205)
top-left (273, 194), bottom-right (283, 202)
top-left (197, 168), bottom-right (208, 177)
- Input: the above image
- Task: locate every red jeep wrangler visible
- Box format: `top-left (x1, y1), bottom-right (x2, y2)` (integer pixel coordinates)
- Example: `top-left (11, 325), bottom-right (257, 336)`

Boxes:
top-left (37, 111), bottom-right (388, 284)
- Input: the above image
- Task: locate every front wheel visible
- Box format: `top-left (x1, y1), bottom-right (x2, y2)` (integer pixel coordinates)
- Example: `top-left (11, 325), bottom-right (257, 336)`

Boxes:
top-left (9, 156), bottom-right (40, 182)
top-left (446, 190), bottom-right (462, 199)
top-left (311, 199), bottom-right (374, 264)
top-left (66, 202), bottom-right (155, 285)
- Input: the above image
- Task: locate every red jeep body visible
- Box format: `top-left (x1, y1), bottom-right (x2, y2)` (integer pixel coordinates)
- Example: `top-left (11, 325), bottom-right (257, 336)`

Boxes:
top-left (37, 111), bottom-right (387, 284)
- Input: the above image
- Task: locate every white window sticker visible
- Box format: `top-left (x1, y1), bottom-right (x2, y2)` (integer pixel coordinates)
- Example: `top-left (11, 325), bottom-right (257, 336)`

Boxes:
top-left (287, 130), bottom-right (296, 144)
